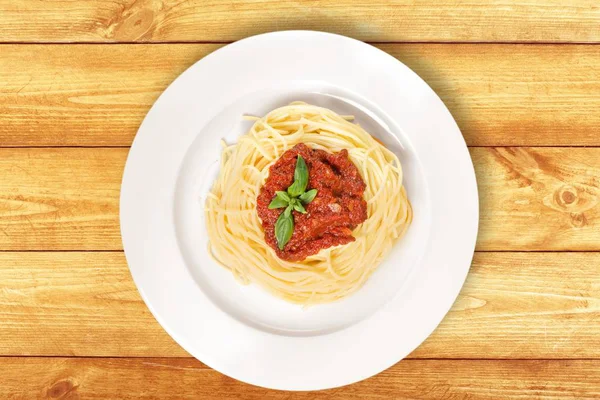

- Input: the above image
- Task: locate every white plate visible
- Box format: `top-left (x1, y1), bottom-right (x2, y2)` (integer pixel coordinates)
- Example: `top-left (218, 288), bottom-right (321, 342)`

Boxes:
top-left (121, 31), bottom-right (478, 391)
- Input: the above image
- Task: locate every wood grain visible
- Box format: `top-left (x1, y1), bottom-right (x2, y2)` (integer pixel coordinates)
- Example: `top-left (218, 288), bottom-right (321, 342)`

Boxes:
top-left (1, 44), bottom-right (599, 147)
top-left (1, 0), bottom-right (599, 43)
top-left (2, 147), bottom-right (600, 251)
top-left (0, 148), bottom-right (124, 250)
top-left (384, 44), bottom-right (600, 147)
top-left (0, 251), bottom-right (598, 358)
top-left (412, 252), bottom-right (600, 359)
top-left (475, 147), bottom-right (600, 251)
top-left (0, 44), bottom-right (219, 147)
top-left (0, 252), bottom-right (185, 357)
top-left (2, 358), bottom-right (599, 399)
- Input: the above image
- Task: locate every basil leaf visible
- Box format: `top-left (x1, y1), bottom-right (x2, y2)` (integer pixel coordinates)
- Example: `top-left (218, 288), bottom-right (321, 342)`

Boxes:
top-left (275, 211), bottom-right (294, 250)
top-left (287, 182), bottom-right (302, 198)
top-left (268, 196), bottom-right (289, 209)
top-left (293, 155), bottom-right (308, 189)
top-left (275, 191), bottom-right (291, 202)
top-left (287, 155), bottom-right (308, 197)
top-left (293, 202), bottom-right (306, 214)
top-left (299, 189), bottom-right (318, 204)
top-left (284, 204), bottom-right (293, 218)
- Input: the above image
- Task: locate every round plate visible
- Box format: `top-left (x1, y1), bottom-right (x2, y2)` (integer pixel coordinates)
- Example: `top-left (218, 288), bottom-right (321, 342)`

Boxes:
top-left (121, 31), bottom-right (478, 391)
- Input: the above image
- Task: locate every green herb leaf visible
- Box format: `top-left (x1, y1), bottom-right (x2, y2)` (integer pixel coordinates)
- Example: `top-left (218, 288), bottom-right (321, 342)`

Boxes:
top-left (284, 204), bottom-right (293, 218)
top-left (276, 191), bottom-right (291, 202)
top-left (275, 210), bottom-right (294, 250)
top-left (268, 196), bottom-right (288, 209)
top-left (269, 153), bottom-right (316, 251)
top-left (299, 189), bottom-right (318, 204)
top-left (293, 202), bottom-right (306, 214)
top-left (287, 155), bottom-right (308, 197)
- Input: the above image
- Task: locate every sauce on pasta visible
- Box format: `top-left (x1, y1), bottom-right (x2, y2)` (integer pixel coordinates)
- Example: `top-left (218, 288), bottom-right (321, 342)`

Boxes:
top-left (256, 143), bottom-right (367, 261)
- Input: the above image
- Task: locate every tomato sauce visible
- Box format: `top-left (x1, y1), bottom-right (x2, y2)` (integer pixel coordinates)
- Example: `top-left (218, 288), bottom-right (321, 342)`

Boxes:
top-left (256, 143), bottom-right (368, 261)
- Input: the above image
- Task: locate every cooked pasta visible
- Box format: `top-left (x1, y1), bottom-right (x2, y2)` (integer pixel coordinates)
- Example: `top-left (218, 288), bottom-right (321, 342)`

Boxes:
top-left (205, 102), bottom-right (412, 305)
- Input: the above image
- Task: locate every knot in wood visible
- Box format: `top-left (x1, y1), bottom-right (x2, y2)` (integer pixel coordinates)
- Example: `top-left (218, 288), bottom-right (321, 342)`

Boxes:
top-left (553, 185), bottom-right (580, 210)
top-left (47, 379), bottom-right (79, 399)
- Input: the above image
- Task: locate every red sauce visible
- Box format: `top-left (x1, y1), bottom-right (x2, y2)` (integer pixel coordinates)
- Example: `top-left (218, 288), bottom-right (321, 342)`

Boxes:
top-left (256, 143), bottom-right (368, 261)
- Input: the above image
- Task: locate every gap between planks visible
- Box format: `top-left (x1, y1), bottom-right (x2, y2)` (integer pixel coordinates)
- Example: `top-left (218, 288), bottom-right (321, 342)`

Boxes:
top-left (1, 41), bottom-right (600, 45)
top-left (0, 355), bottom-right (596, 361)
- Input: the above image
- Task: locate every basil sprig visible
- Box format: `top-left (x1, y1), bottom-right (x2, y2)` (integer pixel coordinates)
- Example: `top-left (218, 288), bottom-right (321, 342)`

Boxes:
top-left (268, 155), bottom-right (318, 250)
top-left (286, 155), bottom-right (308, 197)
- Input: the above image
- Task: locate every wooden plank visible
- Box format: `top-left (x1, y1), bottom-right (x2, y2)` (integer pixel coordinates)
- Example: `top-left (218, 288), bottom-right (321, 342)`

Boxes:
top-left (0, 148), bottom-right (124, 250)
top-left (412, 252), bottom-right (600, 359)
top-left (1, 0), bottom-right (599, 43)
top-left (2, 358), bottom-right (599, 399)
top-left (475, 147), bottom-right (600, 251)
top-left (0, 252), bottom-right (186, 357)
top-left (1, 44), bottom-right (599, 147)
top-left (384, 44), bottom-right (600, 147)
top-left (2, 147), bottom-right (600, 251)
top-left (0, 251), bottom-right (598, 358)
top-left (0, 44), bottom-right (219, 147)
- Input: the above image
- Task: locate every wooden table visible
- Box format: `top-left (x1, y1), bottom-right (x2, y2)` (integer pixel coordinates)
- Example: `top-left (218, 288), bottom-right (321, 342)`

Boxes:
top-left (1, 1), bottom-right (599, 398)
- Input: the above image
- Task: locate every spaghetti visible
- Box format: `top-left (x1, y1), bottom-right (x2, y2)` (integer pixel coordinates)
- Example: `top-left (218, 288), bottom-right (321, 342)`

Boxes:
top-left (205, 102), bottom-right (412, 304)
